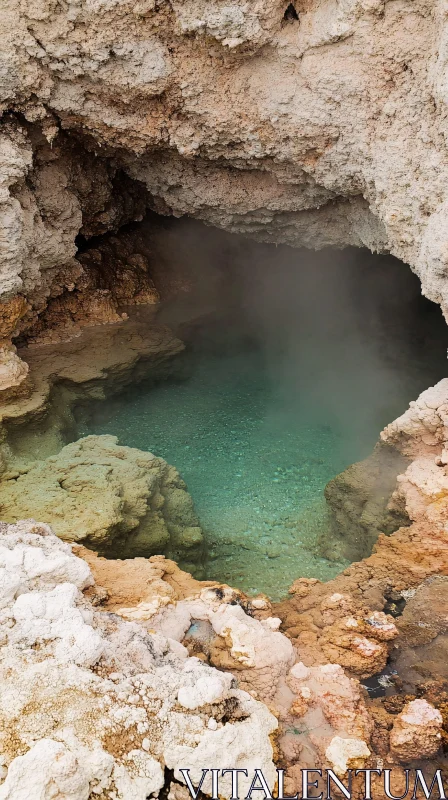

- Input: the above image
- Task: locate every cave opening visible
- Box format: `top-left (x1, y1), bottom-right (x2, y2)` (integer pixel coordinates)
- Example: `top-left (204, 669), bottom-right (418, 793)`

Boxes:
top-left (283, 3), bottom-right (299, 22)
top-left (64, 214), bottom-right (447, 599)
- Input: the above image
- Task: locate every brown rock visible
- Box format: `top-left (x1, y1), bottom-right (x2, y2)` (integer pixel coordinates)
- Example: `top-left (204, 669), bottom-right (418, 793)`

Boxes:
top-left (389, 699), bottom-right (443, 762)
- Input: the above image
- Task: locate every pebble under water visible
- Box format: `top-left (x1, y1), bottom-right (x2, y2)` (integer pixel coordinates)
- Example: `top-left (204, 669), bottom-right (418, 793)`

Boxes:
top-left (87, 238), bottom-right (448, 599)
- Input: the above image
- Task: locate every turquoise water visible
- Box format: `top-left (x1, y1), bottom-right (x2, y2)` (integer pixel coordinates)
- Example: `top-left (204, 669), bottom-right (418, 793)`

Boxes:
top-left (87, 240), bottom-right (448, 599)
top-left (89, 342), bottom-right (350, 597)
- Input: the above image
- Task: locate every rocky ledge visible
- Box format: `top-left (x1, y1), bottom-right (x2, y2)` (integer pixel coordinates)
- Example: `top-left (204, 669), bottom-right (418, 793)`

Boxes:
top-left (0, 434), bottom-right (205, 571)
top-left (0, 502), bottom-right (445, 799)
top-left (0, 519), bottom-right (282, 799)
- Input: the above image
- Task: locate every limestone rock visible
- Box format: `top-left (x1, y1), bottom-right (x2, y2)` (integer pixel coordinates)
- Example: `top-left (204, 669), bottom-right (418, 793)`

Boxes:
top-left (286, 662), bottom-right (373, 742)
top-left (390, 576), bottom-right (448, 692)
top-left (381, 378), bottom-right (448, 456)
top-left (77, 547), bottom-right (213, 612)
top-left (0, 296), bottom-right (28, 340)
top-left (0, 344), bottom-right (28, 394)
top-left (26, 230), bottom-right (160, 346)
top-left (0, 123), bottom-right (81, 322)
top-left (0, 520), bottom-right (278, 800)
top-left (0, 314), bottom-right (184, 474)
top-left (323, 443), bottom-right (411, 562)
top-left (274, 380), bottom-right (448, 684)
top-left (320, 611), bottom-right (398, 678)
top-left (325, 736), bottom-right (370, 777)
top-left (389, 699), bottom-right (443, 762)
top-left (0, 435), bottom-right (205, 569)
top-left (114, 584), bottom-right (295, 702)
top-left (324, 378), bottom-right (448, 561)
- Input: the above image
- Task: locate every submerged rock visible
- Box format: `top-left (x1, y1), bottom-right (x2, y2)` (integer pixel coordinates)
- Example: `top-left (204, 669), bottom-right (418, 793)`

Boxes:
top-left (0, 435), bottom-right (205, 570)
top-left (323, 443), bottom-right (411, 562)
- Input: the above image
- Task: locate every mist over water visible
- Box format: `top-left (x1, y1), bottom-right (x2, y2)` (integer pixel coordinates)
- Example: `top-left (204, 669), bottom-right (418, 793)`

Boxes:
top-left (87, 221), bottom-right (448, 598)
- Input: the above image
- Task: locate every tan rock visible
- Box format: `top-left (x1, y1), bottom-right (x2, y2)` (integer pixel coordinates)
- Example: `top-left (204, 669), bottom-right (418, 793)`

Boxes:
top-left (320, 614), bottom-right (397, 678)
top-left (0, 296), bottom-right (28, 339)
top-left (0, 435), bottom-right (205, 569)
top-left (389, 699), bottom-right (443, 762)
top-left (0, 312), bottom-right (184, 473)
top-left (286, 662), bottom-right (373, 742)
top-left (77, 547), bottom-right (211, 612)
top-left (325, 736), bottom-right (370, 777)
top-left (0, 344), bottom-right (28, 393)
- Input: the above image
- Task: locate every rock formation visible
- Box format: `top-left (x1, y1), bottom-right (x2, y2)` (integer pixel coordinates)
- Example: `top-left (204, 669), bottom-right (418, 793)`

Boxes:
top-left (0, 519), bottom-right (277, 799)
top-left (324, 377), bottom-right (448, 560)
top-left (0, 0), bottom-right (448, 793)
top-left (0, 311), bottom-right (184, 472)
top-left (389, 699), bottom-right (443, 762)
top-left (390, 575), bottom-right (448, 693)
top-left (270, 379), bottom-right (448, 784)
top-left (1, 386), bottom-right (448, 797)
top-left (0, 518), bottom-right (386, 797)
top-left (323, 443), bottom-right (411, 561)
top-left (0, 435), bottom-right (205, 570)
top-left (0, 0), bottom-right (447, 383)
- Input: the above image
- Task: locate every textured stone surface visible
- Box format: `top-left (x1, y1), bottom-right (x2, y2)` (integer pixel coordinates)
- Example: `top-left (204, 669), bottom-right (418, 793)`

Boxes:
top-left (323, 443), bottom-right (411, 561)
top-left (325, 736), bottom-right (371, 776)
top-left (268, 381), bottom-right (448, 785)
top-left (0, 435), bottom-right (205, 567)
top-left (324, 378), bottom-right (448, 560)
top-left (0, 311), bottom-right (184, 472)
top-left (390, 699), bottom-right (443, 762)
top-left (77, 547), bottom-right (214, 611)
top-left (275, 382), bottom-right (448, 682)
top-left (1, 508), bottom-right (447, 797)
top-left (1, 0), bottom-right (448, 788)
top-left (0, 0), bottom-right (447, 372)
top-left (390, 576), bottom-right (448, 693)
top-left (0, 520), bottom-right (278, 800)
top-left (0, 344), bottom-right (28, 394)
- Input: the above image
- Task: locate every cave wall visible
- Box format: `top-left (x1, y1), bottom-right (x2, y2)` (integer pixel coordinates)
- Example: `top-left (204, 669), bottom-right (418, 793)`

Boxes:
top-left (0, 0), bottom-right (447, 334)
top-left (1, 0), bottom-right (447, 553)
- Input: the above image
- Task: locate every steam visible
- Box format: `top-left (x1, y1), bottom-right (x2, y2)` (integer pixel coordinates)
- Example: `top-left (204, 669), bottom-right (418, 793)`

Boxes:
top-left (150, 216), bottom-right (447, 465)
top-left (86, 215), bottom-right (448, 590)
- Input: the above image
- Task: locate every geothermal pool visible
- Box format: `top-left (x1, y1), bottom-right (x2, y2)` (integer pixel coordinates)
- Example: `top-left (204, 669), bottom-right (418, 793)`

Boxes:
top-left (87, 241), bottom-right (447, 598)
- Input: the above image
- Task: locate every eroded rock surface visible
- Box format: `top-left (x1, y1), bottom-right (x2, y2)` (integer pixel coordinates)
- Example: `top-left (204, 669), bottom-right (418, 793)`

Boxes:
top-left (73, 471), bottom-right (448, 794)
top-left (0, 0), bottom-right (447, 392)
top-left (0, 0), bottom-right (448, 790)
top-left (389, 699), bottom-right (443, 762)
top-left (0, 311), bottom-right (184, 470)
top-left (74, 543), bottom-right (383, 789)
top-left (323, 444), bottom-right (411, 561)
top-left (0, 435), bottom-right (205, 569)
top-left (271, 379), bottom-right (448, 785)
top-left (0, 494), bottom-right (447, 800)
top-left (324, 378), bottom-right (448, 561)
top-left (0, 519), bottom-right (278, 799)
